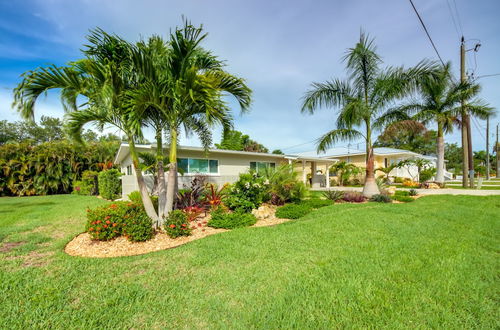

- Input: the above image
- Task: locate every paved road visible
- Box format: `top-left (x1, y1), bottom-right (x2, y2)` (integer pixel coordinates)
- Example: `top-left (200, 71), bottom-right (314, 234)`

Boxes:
top-left (315, 187), bottom-right (500, 196)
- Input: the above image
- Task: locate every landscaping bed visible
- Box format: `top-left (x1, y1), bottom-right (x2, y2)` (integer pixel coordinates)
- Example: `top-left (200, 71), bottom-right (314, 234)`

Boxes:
top-left (65, 205), bottom-right (289, 258)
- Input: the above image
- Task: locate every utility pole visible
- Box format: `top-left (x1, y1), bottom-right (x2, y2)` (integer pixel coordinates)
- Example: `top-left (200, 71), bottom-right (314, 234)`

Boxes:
top-left (497, 123), bottom-right (499, 178)
top-left (460, 37), bottom-right (469, 187)
top-left (486, 117), bottom-right (490, 180)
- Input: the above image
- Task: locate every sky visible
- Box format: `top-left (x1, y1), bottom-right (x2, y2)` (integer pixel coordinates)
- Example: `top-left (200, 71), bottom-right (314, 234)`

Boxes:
top-left (1, 0), bottom-right (499, 153)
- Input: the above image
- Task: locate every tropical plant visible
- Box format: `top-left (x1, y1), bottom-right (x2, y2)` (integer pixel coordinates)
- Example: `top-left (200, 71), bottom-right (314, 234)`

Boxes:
top-left (379, 63), bottom-right (494, 183)
top-left (370, 194), bottom-right (392, 203)
top-left (301, 32), bottom-right (434, 197)
top-left (321, 189), bottom-right (344, 202)
top-left (127, 21), bottom-right (252, 222)
top-left (203, 183), bottom-right (228, 209)
top-left (342, 192), bottom-right (366, 203)
top-left (12, 28), bottom-right (159, 223)
top-left (409, 189), bottom-right (418, 196)
top-left (262, 164), bottom-right (306, 205)
top-left (328, 161), bottom-right (362, 186)
top-left (174, 175), bottom-right (206, 209)
top-left (215, 130), bottom-right (268, 153)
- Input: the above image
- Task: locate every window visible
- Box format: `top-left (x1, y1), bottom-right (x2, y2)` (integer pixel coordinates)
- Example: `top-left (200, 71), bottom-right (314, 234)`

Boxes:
top-left (126, 165), bottom-right (132, 175)
top-left (250, 161), bottom-right (275, 173)
top-left (177, 158), bottom-right (218, 174)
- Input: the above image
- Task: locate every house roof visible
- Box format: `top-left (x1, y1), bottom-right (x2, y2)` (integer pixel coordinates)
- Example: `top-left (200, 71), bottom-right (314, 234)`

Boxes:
top-left (294, 146), bottom-right (425, 159)
top-left (114, 143), bottom-right (337, 164)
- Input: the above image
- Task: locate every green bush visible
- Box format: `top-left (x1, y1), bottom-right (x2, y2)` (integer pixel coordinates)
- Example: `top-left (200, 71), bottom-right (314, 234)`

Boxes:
top-left (371, 194), bottom-right (392, 203)
top-left (208, 208), bottom-right (257, 229)
top-left (72, 180), bottom-right (90, 195)
top-left (395, 190), bottom-right (410, 196)
top-left (86, 202), bottom-right (153, 241)
top-left (164, 210), bottom-right (191, 238)
top-left (419, 168), bottom-right (436, 183)
top-left (299, 199), bottom-right (333, 208)
top-left (322, 190), bottom-right (344, 202)
top-left (275, 203), bottom-right (312, 219)
top-left (124, 209), bottom-right (154, 242)
top-left (98, 169), bottom-right (122, 200)
top-left (225, 172), bottom-right (267, 212)
top-left (394, 177), bottom-right (404, 184)
top-left (409, 189), bottom-right (418, 196)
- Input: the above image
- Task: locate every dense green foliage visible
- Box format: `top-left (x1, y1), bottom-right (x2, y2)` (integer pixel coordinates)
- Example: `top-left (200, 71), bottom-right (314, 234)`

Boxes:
top-left (208, 207), bottom-right (257, 229)
top-left (215, 130), bottom-right (268, 153)
top-left (263, 165), bottom-right (307, 205)
top-left (72, 170), bottom-right (99, 195)
top-left (225, 172), bottom-right (268, 212)
top-left (85, 201), bottom-right (153, 241)
top-left (275, 203), bottom-right (313, 219)
top-left (164, 210), bottom-right (191, 238)
top-left (97, 169), bottom-right (122, 200)
top-left (0, 195), bottom-right (498, 327)
top-left (0, 140), bottom-right (118, 196)
top-left (370, 194), bottom-right (392, 203)
top-left (375, 123), bottom-right (437, 155)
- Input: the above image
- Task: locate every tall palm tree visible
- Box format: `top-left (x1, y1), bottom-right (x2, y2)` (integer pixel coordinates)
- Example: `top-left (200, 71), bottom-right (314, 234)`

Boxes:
top-left (301, 32), bottom-right (433, 197)
top-left (12, 29), bottom-right (159, 222)
top-left (128, 21), bottom-right (252, 221)
top-left (379, 63), bottom-right (493, 183)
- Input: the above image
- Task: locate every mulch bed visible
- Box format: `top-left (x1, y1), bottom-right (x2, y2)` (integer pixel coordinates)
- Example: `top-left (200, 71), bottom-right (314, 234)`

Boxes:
top-left (65, 208), bottom-right (289, 258)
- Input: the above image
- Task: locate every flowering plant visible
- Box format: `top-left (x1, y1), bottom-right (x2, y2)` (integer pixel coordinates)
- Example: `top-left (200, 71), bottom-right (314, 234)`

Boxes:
top-left (225, 172), bottom-right (267, 212)
top-left (164, 210), bottom-right (192, 238)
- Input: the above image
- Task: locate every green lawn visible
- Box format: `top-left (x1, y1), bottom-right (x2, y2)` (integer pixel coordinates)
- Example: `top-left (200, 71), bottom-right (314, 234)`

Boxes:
top-left (0, 195), bottom-right (499, 328)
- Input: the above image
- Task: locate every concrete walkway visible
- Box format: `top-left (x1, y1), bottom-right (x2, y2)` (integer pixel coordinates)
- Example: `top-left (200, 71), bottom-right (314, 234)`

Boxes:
top-left (313, 186), bottom-right (500, 196)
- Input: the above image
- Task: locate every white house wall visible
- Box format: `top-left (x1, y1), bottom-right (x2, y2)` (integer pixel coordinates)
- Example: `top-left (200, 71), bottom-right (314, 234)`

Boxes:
top-left (119, 148), bottom-right (285, 199)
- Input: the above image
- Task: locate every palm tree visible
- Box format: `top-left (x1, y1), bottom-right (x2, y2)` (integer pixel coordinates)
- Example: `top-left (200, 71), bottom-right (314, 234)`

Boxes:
top-left (128, 21), bottom-right (252, 220)
top-left (329, 161), bottom-right (362, 186)
top-left (12, 29), bottom-right (159, 222)
top-left (379, 63), bottom-right (493, 183)
top-left (301, 32), bottom-right (434, 197)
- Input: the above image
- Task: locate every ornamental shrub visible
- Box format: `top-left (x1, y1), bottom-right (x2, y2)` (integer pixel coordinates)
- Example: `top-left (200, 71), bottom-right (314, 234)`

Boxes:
top-left (86, 202), bottom-right (129, 241)
top-left (225, 172), bottom-right (267, 212)
top-left (124, 209), bottom-right (154, 242)
top-left (370, 194), bottom-right (392, 203)
top-left (86, 202), bottom-right (154, 241)
top-left (164, 210), bottom-right (191, 238)
top-left (127, 190), bottom-right (159, 213)
top-left (72, 180), bottom-right (90, 195)
top-left (342, 192), bottom-right (366, 203)
top-left (208, 209), bottom-right (257, 229)
top-left (299, 199), bottom-right (333, 208)
top-left (409, 189), bottom-right (418, 196)
top-left (322, 190), bottom-right (344, 202)
top-left (275, 203), bottom-right (312, 219)
top-left (98, 169), bottom-right (122, 200)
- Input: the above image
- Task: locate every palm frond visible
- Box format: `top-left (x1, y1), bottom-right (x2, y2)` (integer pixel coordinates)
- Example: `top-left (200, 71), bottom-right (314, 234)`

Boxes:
top-left (316, 128), bottom-right (364, 152)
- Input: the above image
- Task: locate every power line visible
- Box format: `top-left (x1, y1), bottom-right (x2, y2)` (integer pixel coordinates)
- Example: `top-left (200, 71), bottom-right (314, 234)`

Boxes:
top-left (445, 0), bottom-right (461, 38)
top-left (472, 116), bottom-right (486, 142)
top-left (452, 0), bottom-right (464, 35)
top-left (408, 0), bottom-right (445, 66)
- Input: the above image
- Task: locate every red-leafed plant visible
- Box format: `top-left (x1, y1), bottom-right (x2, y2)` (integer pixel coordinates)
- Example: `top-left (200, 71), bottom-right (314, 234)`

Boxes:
top-left (204, 183), bottom-right (229, 208)
top-left (183, 206), bottom-right (204, 222)
top-left (342, 192), bottom-right (366, 203)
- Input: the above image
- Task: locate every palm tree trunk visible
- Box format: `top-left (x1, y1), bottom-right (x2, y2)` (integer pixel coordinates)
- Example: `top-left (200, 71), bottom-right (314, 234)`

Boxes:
top-left (165, 128), bottom-right (178, 220)
top-left (435, 123), bottom-right (445, 184)
top-left (362, 126), bottom-right (380, 197)
top-left (156, 130), bottom-right (167, 219)
top-left (128, 138), bottom-right (159, 226)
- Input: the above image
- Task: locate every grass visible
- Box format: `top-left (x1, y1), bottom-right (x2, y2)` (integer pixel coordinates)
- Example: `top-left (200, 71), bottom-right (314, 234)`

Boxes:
top-left (0, 194), bottom-right (499, 328)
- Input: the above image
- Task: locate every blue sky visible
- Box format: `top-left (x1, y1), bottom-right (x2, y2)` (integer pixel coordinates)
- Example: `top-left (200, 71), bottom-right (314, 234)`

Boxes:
top-left (1, 0), bottom-right (499, 153)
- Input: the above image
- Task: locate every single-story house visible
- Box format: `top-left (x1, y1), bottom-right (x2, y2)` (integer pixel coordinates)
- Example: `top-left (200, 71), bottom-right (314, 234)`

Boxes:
top-left (293, 146), bottom-right (452, 182)
top-left (114, 143), bottom-right (336, 198)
